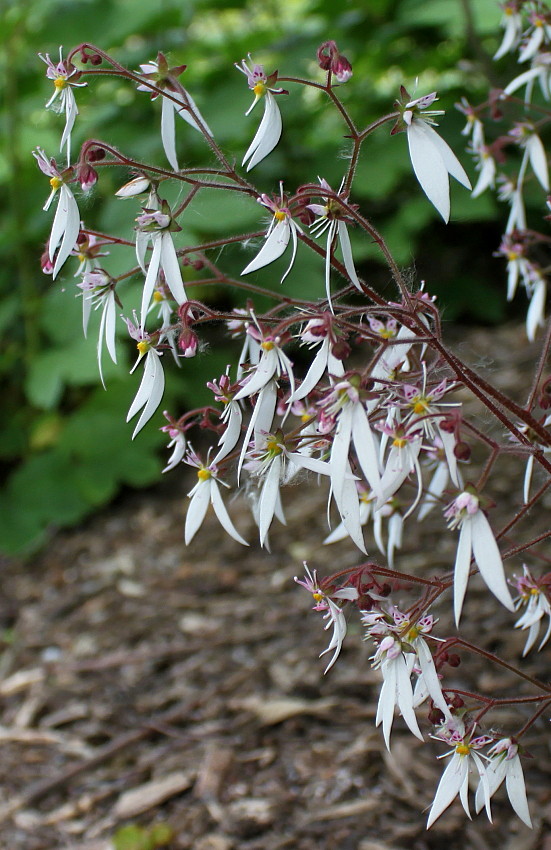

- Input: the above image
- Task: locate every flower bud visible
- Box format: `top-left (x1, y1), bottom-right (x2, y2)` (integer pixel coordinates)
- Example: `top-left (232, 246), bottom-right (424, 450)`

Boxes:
top-left (79, 164), bottom-right (98, 191)
top-left (317, 40), bottom-right (352, 83)
top-left (454, 441), bottom-right (471, 461)
top-left (447, 653), bottom-right (461, 668)
top-left (178, 327), bottom-right (199, 357)
top-left (87, 147), bottom-right (106, 163)
top-left (331, 339), bottom-right (351, 360)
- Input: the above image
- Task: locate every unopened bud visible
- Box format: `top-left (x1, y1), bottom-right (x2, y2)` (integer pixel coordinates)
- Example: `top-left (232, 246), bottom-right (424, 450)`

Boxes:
top-left (41, 248), bottom-right (54, 274)
top-left (178, 327), bottom-right (199, 358)
top-left (454, 441), bottom-right (471, 461)
top-left (90, 53), bottom-right (102, 66)
top-left (447, 653), bottom-right (461, 668)
top-left (450, 694), bottom-right (464, 709)
top-left (331, 340), bottom-right (351, 360)
top-left (79, 164), bottom-right (98, 191)
top-left (87, 147), bottom-right (106, 163)
top-left (428, 707), bottom-right (444, 725)
top-left (193, 259), bottom-right (204, 271)
top-left (317, 40), bottom-right (352, 83)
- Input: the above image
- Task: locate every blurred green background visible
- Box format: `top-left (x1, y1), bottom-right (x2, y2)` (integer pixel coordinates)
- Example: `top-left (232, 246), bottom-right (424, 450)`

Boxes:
top-left (0, 0), bottom-right (526, 554)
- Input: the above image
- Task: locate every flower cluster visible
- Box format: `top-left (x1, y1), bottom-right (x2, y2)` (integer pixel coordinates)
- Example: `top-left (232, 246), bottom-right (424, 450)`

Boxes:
top-left (34, 21), bottom-right (551, 833)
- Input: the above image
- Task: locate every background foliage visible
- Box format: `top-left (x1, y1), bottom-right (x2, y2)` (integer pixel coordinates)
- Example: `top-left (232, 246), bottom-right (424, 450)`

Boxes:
top-left (0, 0), bottom-right (524, 554)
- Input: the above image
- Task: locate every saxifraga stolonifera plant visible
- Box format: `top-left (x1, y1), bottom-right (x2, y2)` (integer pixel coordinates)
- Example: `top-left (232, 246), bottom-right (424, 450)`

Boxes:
top-left (35, 4), bottom-right (551, 829)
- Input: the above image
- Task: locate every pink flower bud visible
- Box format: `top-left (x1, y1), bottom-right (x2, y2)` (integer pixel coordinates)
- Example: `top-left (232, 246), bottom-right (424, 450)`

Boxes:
top-left (316, 40), bottom-right (352, 82)
top-left (79, 164), bottom-right (98, 191)
top-left (178, 327), bottom-right (199, 357)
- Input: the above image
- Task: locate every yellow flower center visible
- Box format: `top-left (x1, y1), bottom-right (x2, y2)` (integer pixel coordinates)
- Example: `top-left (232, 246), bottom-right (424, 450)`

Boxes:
top-left (313, 591), bottom-right (324, 602)
top-left (301, 412), bottom-right (311, 423)
top-left (412, 398), bottom-right (429, 414)
top-left (406, 625), bottom-right (419, 641)
top-left (54, 77), bottom-right (67, 90)
top-left (49, 176), bottom-right (63, 190)
top-left (455, 743), bottom-right (470, 756)
top-left (137, 340), bottom-right (150, 354)
top-left (77, 253), bottom-right (86, 263)
top-left (261, 340), bottom-right (275, 351)
top-left (378, 328), bottom-right (395, 339)
top-left (253, 82), bottom-right (267, 97)
top-left (530, 587), bottom-right (539, 596)
top-left (197, 468), bottom-right (211, 481)
top-left (273, 209), bottom-right (287, 222)
top-left (393, 437), bottom-right (407, 449)
top-left (266, 436), bottom-right (283, 456)
top-left (153, 291), bottom-right (164, 302)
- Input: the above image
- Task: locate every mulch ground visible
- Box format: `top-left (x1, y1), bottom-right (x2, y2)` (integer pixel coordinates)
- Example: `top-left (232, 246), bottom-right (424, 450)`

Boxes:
top-left (0, 323), bottom-right (550, 850)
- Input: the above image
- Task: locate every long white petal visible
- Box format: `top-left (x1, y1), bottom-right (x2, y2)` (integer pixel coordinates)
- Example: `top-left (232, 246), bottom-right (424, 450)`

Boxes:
top-left (351, 403), bottom-right (382, 497)
top-left (127, 349), bottom-right (165, 439)
top-left (234, 349), bottom-right (278, 400)
top-left (526, 280), bottom-right (546, 342)
top-left (140, 236), bottom-right (162, 329)
top-left (377, 659), bottom-right (397, 750)
top-left (97, 291), bottom-right (117, 389)
top-left (415, 636), bottom-right (451, 719)
top-left (395, 653), bottom-right (423, 741)
top-left (291, 338), bottom-right (330, 402)
top-left (418, 462), bottom-right (449, 520)
top-left (174, 89), bottom-right (213, 137)
top-left (185, 480), bottom-right (211, 544)
top-left (454, 520), bottom-right (473, 625)
top-left (259, 456), bottom-right (281, 546)
top-left (471, 511), bottom-right (514, 611)
top-left (427, 753), bottom-right (468, 828)
top-left (242, 92), bottom-right (282, 171)
top-left (407, 122), bottom-right (452, 222)
top-left (210, 480), bottom-right (248, 546)
top-left (51, 186), bottom-right (80, 278)
top-left (60, 90), bottom-right (78, 163)
top-left (506, 755), bottom-right (533, 827)
top-left (213, 402), bottom-right (243, 465)
top-left (161, 97), bottom-right (179, 171)
top-left (160, 232), bottom-right (187, 306)
top-left (337, 220), bottom-right (362, 290)
top-left (241, 219), bottom-right (290, 275)
top-left (527, 134), bottom-right (549, 191)
top-left (422, 122), bottom-right (471, 189)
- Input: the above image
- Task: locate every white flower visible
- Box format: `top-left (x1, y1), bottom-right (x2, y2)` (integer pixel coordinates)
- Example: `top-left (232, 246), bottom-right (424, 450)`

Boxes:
top-left (512, 565), bottom-right (551, 655)
top-left (135, 207), bottom-right (187, 329)
top-left (307, 178), bottom-right (363, 307)
top-left (241, 189), bottom-right (303, 282)
top-left (494, 4), bottom-right (523, 60)
top-left (290, 314), bottom-right (345, 403)
top-left (526, 273), bottom-right (546, 341)
top-left (321, 379), bottom-right (383, 552)
top-left (78, 271), bottom-right (117, 388)
top-left (184, 450), bottom-right (248, 546)
top-left (503, 52), bottom-right (551, 102)
top-left (137, 53), bottom-right (212, 171)
top-left (235, 57), bottom-right (286, 170)
top-left (399, 91), bottom-right (471, 222)
top-left (427, 724), bottom-right (491, 828)
top-left (124, 318), bottom-right (166, 439)
top-left (475, 738), bottom-right (532, 828)
top-left (444, 490), bottom-right (514, 624)
top-left (161, 422), bottom-right (187, 473)
top-left (295, 565), bottom-right (359, 673)
top-left (34, 148), bottom-right (80, 279)
top-left (370, 634), bottom-right (423, 749)
top-left (245, 432), bottom-right (329, 547)
top-left (39, 47), bottom-right (86, 165)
